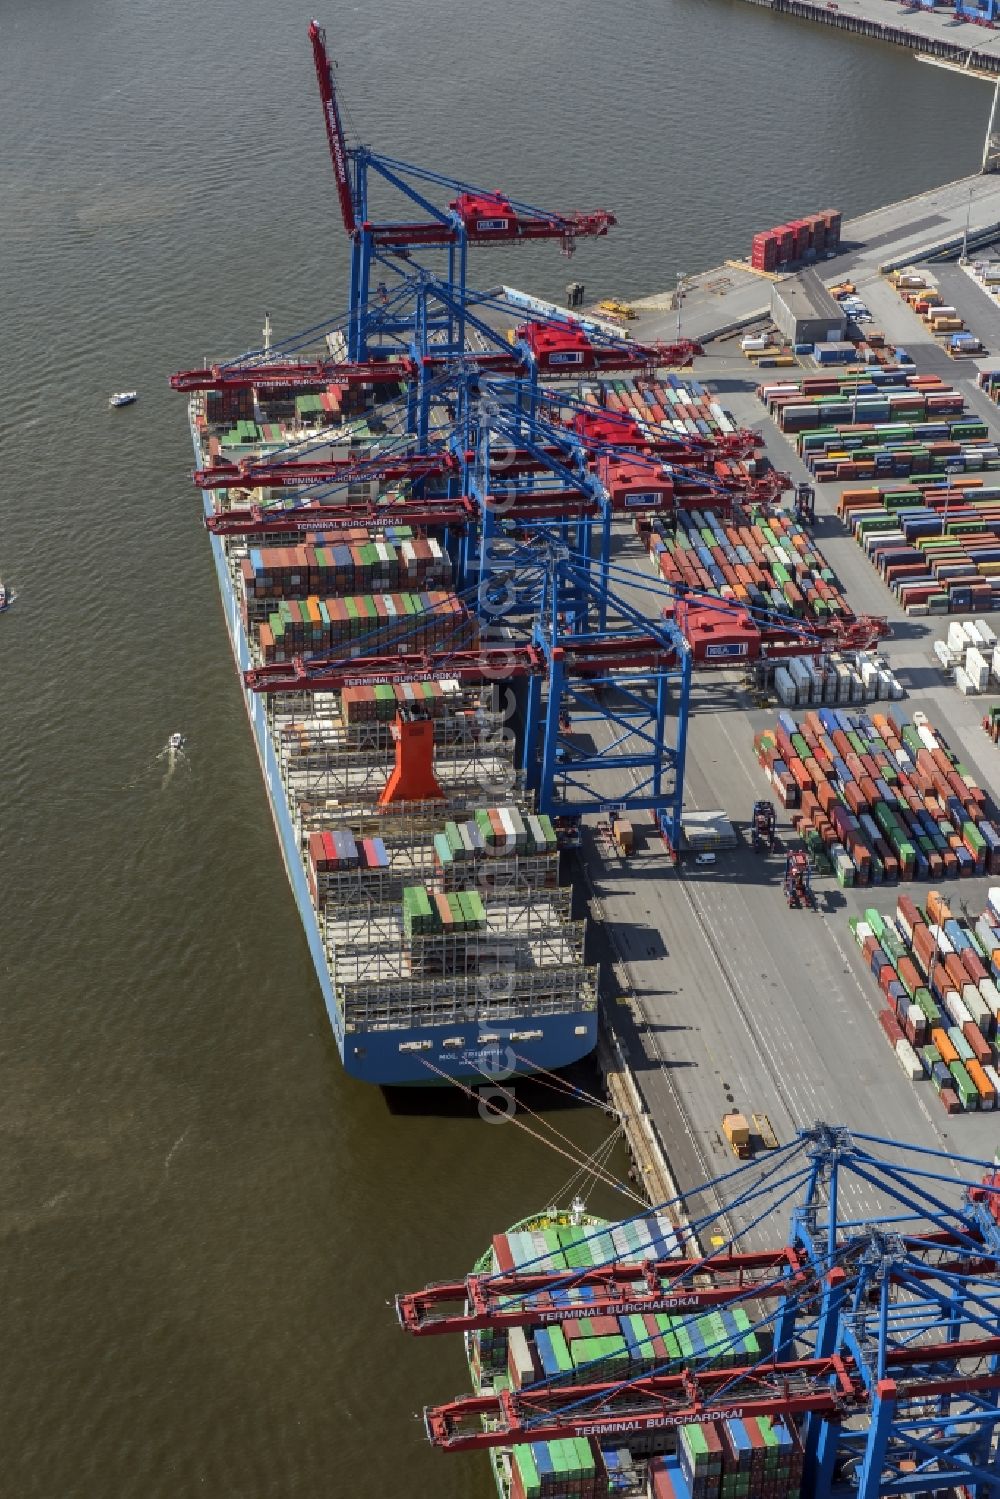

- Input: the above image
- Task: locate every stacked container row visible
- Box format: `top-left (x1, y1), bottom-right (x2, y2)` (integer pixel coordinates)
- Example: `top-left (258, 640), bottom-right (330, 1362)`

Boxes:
top-left (243, 534), bottom-right (450, 602)
top-left (434, 810), bottom-right (558, 866)
top-left (850, 889), bottom-right (1000, 1113)
top-left (837, 482), bottom-right (1000, 614)
top-left (510, 1438), bottom-right (607, 1499)
top-left (650, 1416), bottom-right (803, 1499)
top-left (474, 1215), bottom-right (682, 1388)
top-left (750, 209), bottom-right (841, 270)
top-left (338, 678), bottom-right (462, 724)
top-left (257, 591), bottom-right (477, 662)
top-left (636, 506), bottom-right (850, 625)
top-left (932, 617), bottom-right (1000, 694)
top-left (753, 710), bottom-right (1000, 885)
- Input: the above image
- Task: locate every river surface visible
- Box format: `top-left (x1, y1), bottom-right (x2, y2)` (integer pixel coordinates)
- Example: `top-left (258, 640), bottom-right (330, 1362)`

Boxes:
top-left (0, 0), bottom-right (989, 1494)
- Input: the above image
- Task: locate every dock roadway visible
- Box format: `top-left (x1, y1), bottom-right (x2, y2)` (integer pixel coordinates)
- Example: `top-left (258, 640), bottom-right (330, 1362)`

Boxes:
top-left (627, 174), bottom-right (1000, 346)
top-left (576, 264), bottom-right (1000, 1245)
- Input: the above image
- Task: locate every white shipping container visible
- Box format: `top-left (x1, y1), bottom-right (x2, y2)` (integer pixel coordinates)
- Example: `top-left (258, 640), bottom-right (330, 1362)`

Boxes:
top-left (928, 925), bottom-right (955, 956)
top-left (980, 978), bottom-right (1000, 1022)
top-left (955, 666), bottom-right (977, 696)
top-left (895, 1039), bottom-right (924, 1081)
top-left (775, 667), bottom-right (796, 706)
top-left (965, 621), bottom-right (985, 648)
top-left (985, 1064), bottom-right (1000, 1104)
top-left (948, 621), bottom-right (970, 653)
top-left (975, 618), bottom-right (997, 648)
top-left (967, 647), bottom-right (990, 691)
top-left (916, 724), bottom-right (939, 752)
top-left (964, 985), bottom-right (992, 1031)
top-left (988, 888), bottom-right (1000, 925)
top-left (976, 915), bottom-right (999, 955)
top-left (497, 807), bottom-right (517, 845)
top-left (943, 991), bottom-right (973, 1030)
top-left (933, 640), bottom-right (955, 670)
top-left (855, 921), bottom-right (873, 948)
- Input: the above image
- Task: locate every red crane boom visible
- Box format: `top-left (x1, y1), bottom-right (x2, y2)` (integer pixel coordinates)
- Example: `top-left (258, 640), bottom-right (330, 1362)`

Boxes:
top-left (396, 1246), bottom-right (809, 1336)
top-left (422, 1336), bottom-right (1000, 1450)
top-left (205, 499), bottom-right (475, 537)
top-left (244, 635), bottom-right (681, 695)
top-left (169, 358), bottom-right (414, 393)
top-left (193, 451), bottom-right (456, 490)
top-left (308, 19), bottom-right (357, 237)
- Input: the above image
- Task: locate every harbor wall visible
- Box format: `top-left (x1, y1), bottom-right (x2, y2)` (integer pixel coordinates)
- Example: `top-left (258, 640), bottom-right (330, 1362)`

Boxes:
top-left (735, 0), bottom-right (1000, 75)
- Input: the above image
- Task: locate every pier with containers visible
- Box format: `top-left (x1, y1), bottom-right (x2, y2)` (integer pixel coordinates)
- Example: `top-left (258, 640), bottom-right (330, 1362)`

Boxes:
top-left (170, 20), bottom-right (1000, 1495)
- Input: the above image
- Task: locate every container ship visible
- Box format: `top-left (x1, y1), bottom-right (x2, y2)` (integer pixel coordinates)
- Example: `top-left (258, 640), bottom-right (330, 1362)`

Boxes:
top-left (179, 359), bottom-right (599, 1085)
top-left (403, 1203), bottom-right (804, 1499)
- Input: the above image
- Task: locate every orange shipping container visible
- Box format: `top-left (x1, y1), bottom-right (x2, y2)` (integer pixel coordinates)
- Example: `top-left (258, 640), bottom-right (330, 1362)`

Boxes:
top-left (932, 1027), bottom-right (959, 1066)
top-left (966, 1059), bottom-right (996, 1108)
top-left (926, 890), bottom-right (952, 927)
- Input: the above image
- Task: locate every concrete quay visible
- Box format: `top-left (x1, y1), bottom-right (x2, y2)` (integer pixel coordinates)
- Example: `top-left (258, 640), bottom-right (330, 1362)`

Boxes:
top-left (628, 173), bottom-right (1000, 347)
top-left (581, 243), bottom-right (1000, 1245)
top-left (733, 0), bottom-right (1000, 73)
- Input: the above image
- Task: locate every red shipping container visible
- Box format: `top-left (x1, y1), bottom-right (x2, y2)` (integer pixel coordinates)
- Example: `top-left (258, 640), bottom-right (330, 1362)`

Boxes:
top-left (963, 1022), bottom-right (993, 1068)
top-left (879, 1009), bottom-right (904, 1046)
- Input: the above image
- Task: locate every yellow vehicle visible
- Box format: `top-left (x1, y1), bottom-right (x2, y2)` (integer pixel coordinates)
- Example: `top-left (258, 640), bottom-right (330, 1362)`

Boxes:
top-left (599, 298), bottom-right (635, 320)
top-left (612, 819), bottom-right (634, 856)
top-left (722, 1112), bottom-right (751, 1160)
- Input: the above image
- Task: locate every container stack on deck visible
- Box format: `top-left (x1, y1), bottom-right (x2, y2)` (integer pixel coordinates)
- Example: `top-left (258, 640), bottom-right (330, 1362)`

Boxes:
top-left (837, 482), bottom-right (1000, 614)
top-left (649, 1419), bottom-right (803, 1499)
top-left (467, 1216), bottom-right (795, 1499)
top-left (758, 372), bottom-right (993, 485)
top-left (753, 711), bottom-right (1000, 885)
top-left (850, 890), bottom-right (1000, 1113)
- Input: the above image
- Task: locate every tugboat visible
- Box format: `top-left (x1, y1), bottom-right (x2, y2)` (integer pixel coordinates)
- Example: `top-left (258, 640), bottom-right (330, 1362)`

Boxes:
top-left (109, 390), bottom-right (138, 409)
top-left (0, 581), bottom-right (12, 612)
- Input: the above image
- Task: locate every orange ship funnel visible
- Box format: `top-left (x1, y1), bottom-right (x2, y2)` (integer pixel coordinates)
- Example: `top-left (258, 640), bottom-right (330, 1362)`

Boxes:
top-left (379, 716), bottom-right (445, 805)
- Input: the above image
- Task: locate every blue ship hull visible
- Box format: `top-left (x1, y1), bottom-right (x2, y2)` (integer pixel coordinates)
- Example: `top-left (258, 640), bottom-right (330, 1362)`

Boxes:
top-left (191, 422), bottom-right (598, 1085)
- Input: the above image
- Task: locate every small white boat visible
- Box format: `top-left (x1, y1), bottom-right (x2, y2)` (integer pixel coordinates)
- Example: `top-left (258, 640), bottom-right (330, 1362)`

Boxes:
top-left (0, 581), bottom-right (11, 612)
top-left (109, 390), bottom-right (138, 408)
top-left (168, 732), bottom-right (185, 752)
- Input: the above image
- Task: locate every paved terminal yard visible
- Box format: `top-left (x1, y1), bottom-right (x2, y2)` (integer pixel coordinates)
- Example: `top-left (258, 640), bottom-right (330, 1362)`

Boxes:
top-left (577, 247), bottom-right (1000, 1246)
top-left (627, 174), bottom-right (1000, 347)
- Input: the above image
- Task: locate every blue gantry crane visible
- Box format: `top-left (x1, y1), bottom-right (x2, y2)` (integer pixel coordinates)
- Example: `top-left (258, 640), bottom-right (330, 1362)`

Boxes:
top-left (396, 1125), bottom-right (1000, 1499)
top-left (307, 19), bottom-right (618, 361)
top-left (173, 19), bottom-right (889, 854)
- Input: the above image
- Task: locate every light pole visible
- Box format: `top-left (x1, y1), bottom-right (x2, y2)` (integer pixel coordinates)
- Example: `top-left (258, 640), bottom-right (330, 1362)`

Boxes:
top-left (675, 272), bottom-right (685, 340)
top-left (961, 183), bottom-right (974, 264)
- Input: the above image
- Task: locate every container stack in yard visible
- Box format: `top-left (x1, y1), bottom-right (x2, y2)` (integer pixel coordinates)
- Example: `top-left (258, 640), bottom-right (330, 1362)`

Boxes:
top-left (750, 209), bottom-right (841, 271)
top-left (753, 710), bottom-right (1000, 885)
top-left (932, 617), bottom-right (1000, 694)
top-left (850, 889), bottom-right (1000, 1112)
top-left (837, 483), bottom-right (1000, 614)
top-left (758, 372), bottom-right (993, 485)
top-left (636, 508), bottom-right (850, 623)
top-left (889, 268), bottom-right (983, 356)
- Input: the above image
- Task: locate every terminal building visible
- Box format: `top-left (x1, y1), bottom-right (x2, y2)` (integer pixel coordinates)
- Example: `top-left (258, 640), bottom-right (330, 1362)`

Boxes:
top-left (769, 268), bottom-right (847, 347)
